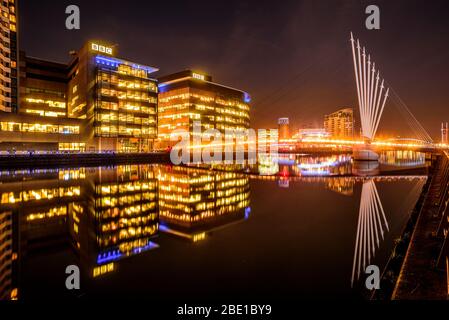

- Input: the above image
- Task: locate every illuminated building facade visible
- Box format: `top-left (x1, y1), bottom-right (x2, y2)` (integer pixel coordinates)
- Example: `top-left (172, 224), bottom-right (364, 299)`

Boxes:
top-left (0, 52), bottom-right (86, 152)
top-left (67, 41), bottom-right (159, 152)
top-left (157, 165), bottom-right (250, 241)
top-left (19, 52), bottom-right (68, 118)
top-left (157, 70), bottom-right (250, 148)
top-left (0, 40), bottom-right (160, 153)
top-left (324, 108), bottom-right (354, 139)
top-left (0, 112), bottom-right (83, 152)
top-left (0, 0), bottom-right (18, 113)
top-left (257, 129), bottom-right (278, 145)
top-left (1, 38), bottom-right (252, 153)
top-left (278, 118), bottom-right (290, 140)
top-left (297, 128), bottom-right (330, 140)
top-left (0, 1), bottom-right (85, 152)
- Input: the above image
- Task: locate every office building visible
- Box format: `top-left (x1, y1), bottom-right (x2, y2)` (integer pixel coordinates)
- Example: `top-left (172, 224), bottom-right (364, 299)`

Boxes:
top-left (0, 40), bottom-right (160, 153)
top-left (19, 52), bottom-right (68, 118)
top-left (1, 51), bottom-right (82, 152)
top-left (324, 108), bottom-right (354, 139)
top-left (0, 52), bottom-right (82, 152)
top-left (0, 113), bottom-right (83, 152)
top-left (67, 41), bottom-right (159, 152)
top-left (0, 1), bottom-right (160, 153)
top-left (157, 70), bottom-right (250, 148)
top-left (0, 52), bottom-right (86, 152)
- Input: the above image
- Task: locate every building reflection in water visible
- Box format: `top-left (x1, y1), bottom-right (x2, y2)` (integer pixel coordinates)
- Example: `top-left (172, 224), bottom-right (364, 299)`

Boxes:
top-left (258, 154), bottom-right (280, 176)
top-left (352, 161), bottom-right (380, 176)
top-left (0, 164), bottom-right (251, 299)
top-left (0, 210), bottom-right (17, 300)
top-left (266, 154), bottom-right (353, 177)
top-left (69, 165), bottom-right (160, 278)
top-left (0, 168), bottom-right (85, 300)
top-left (0, 155), bottom-right (428, 299)
top-left (157, 165), bottom-right (250, 242)
top-left (260, 151), bottom-right (427, 178)
top-left (295, 154), bottom-right (352, 176)
top-left (325, 178), bottom-right (355, 196)
top-left (379, 150), bottom-right (426, 167)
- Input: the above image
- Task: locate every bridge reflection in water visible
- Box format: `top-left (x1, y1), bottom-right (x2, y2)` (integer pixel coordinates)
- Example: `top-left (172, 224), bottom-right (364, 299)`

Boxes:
top-left (350, 178), bottom-right (426, 287)
top-left (0, 153), bottom-right (428, 300)
top-left (351, 179), bottom-right (389, 287)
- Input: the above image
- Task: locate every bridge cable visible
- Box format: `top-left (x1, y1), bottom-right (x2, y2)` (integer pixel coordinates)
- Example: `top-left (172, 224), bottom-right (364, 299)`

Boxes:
top-left (384, 82), bottom-right (433, 144)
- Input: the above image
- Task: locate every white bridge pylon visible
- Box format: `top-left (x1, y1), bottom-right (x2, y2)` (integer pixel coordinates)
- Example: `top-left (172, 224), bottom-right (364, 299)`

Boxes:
top-left (350, 32), bottom-right (389, 141)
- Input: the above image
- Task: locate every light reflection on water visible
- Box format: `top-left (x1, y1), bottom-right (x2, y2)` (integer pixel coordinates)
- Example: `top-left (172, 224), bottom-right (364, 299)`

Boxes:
top-left (258, 150), bottom-right (429, 177)
top-left (0, 152), bottom-right (428, 300)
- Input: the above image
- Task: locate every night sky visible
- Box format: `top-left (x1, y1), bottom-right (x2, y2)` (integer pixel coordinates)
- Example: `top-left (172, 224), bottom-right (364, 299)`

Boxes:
top-left (20, 0), bottom-right (449, 140)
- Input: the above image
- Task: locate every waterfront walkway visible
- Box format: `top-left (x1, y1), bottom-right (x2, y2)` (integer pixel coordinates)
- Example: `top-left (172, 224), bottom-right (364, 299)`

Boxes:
top-left (0, 152), bottom-right (170, 169)
top-left (393, 152), bottom-right (449, 300)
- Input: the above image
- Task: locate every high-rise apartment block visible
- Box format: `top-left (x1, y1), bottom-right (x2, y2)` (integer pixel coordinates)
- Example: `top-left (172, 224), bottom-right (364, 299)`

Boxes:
top-left (324, 108), bottom-right (354, 139)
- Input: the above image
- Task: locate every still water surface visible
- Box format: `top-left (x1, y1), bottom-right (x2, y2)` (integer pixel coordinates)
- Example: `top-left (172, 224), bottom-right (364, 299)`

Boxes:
top-left (0, 151), bottom-right (429, 300)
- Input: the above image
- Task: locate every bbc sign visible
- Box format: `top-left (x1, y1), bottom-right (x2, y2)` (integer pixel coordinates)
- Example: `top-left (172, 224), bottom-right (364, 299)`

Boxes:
top-left (91, 43), bottom-right (113, 55)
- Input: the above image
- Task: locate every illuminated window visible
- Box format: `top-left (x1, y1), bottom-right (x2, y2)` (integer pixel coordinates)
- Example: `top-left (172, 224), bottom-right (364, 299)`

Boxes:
top-left (59, 143), bottom-right (86, 152)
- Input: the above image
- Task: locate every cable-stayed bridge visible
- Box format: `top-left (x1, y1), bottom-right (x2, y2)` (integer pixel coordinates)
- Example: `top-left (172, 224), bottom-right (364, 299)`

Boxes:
top-left (278, 33), bottom-right (440, 153)
top-left (349, 32), bottom-right (433, 151)
top-left (350, 33), bottom-right (390, 142)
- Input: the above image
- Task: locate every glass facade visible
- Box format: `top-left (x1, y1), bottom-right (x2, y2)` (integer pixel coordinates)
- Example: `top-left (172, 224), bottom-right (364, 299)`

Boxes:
top-left (67, 42), bottom-right (159, 153)
top-left (158, 71), bottom-right (250, 147)
top-left (95, 65), bottom-right (158, 139)
top-left (0, 121), bottom-right (79, 134)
